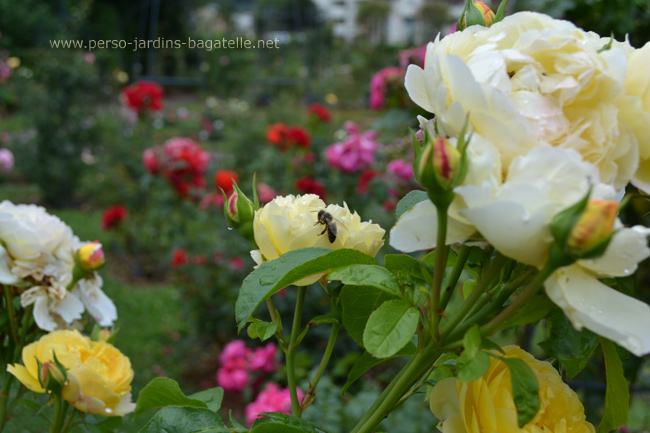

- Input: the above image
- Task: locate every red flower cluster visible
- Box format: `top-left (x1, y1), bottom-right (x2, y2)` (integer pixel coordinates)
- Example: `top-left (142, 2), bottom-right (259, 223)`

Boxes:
top-left (214, 170), bottom-right (239, 195)
top-left (121, 81), bottom-right (164, 112)
top-left (266, 124), bottom-right (311, 151)
top-left (295, 176), bottom-right (326, 201)
top-left (306, 103), bottom-right (332, 122)
top-left (357, 169), bottom-right (382, 194)
top-left (102, 205), bottom-right (128, 231)
top-left (143, 137), bottom-right (210, 198)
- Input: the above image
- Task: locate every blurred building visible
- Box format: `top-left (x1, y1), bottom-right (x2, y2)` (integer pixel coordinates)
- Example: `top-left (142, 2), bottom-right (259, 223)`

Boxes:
top-left (311, 0), bottom-right (465, 45)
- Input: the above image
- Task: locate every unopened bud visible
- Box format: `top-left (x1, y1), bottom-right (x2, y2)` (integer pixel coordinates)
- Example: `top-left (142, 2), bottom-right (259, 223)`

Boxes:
top-left (416, 135), bottom-right (461, 192)
top-left (38, 357), bottom-right (67, 394)
top-left (568, 200), bottom-right (617, 253)
top-left (223, 183), bottom-right (256, 229)
top-left (459, 0), bottom-right (496, 30)
top-left (76, 241), bottom-right (105, 272)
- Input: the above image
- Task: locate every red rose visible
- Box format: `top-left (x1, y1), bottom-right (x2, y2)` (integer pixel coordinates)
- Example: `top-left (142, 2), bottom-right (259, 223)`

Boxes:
top-left (171, 248), bottom-right (189, 268)
top-left (357, 169), bottom-right (382, 194)
top-left (102, 205), bottom-right (128, 231)
top-left (267, 123), bottom-right (289, 150)
top-left (214, 170), bottom-right (239, 195)
top-left (286, 126), bottom-right (311, 149)
top-left (295, 176), bottom-right (326, 201)
top-left (307, 103), bottom-right (332, 122)
top-left (121, 81), bottom-right (164, 112)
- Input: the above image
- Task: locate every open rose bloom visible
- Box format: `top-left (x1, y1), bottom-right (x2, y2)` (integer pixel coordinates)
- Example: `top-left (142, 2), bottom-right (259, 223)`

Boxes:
top-left (391, 12), bottom-right (650, 356)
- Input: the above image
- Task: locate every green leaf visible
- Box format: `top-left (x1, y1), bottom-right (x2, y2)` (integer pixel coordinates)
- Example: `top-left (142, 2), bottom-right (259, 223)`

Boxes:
top-left (502, 357), bottom-right (540, 428)
top-left (236, 248), bottom-right (375, 331)
top-left (539, 309), bottom-right (598, 379)
top-left (97, 417), bottom-right (123, 433)
top-left (308, 315), bottom-right (338, 326)
top-left (456, 350), bottom-right (490, 382)
top-left (251, 412), bottom-right (330, 432)
top-left (134, 377), bottom-right (207, 419)
top-left (190, 387), bottom-right (224, 413)
top-left (363, 300), bottom-right (420, 358)
top-left (597, 338), bottom-right (629, 433)
top-left (342, 343), bottom-right (416, 393)
top-left (248, 321), bottom-right (278, 342)
top-left (341, 285), bottom-right (397, 346)
top-left (384, 254), bottom-right (432, 306)
top-left (502, 294), bottom-right (554, 329)
top-left (463, 324), bottom-right (482, 358)
top-left (395, 190), bottom-right (428, 219)
top-left (139, 407), bottom-right (227, 433)
top-left (461, 279), bottom-right (476, 299)
top-left (328, 265), bottom-right (402, 297)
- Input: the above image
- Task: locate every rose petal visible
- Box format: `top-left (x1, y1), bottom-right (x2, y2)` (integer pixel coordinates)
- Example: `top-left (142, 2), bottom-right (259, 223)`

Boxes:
top-left (579, 226), bottom-right (650, 277)
top-left (545, 265), bottom-right (650, 357)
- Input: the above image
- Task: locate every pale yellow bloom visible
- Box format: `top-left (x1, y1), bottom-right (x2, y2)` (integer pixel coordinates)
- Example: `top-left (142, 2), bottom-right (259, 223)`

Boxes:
top-left (251, 194), bottom-right (385, 284)
top-left (430, 346), bottom-right (595, 433)
top-left (7, 330), bottom-right (135, 416)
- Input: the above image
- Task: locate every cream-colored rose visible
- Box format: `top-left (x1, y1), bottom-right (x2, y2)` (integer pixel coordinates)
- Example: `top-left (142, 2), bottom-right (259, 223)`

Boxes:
top-left (430, 346), bottom-right (595, 433)
top-left (0, 201), bottom-right (78, 281)
top-left (251, 194), bottom-right (385, 268)
top-left (7, 330), bottom-right (135, 416)
top-left (406, 11), bottom-right (640, 190)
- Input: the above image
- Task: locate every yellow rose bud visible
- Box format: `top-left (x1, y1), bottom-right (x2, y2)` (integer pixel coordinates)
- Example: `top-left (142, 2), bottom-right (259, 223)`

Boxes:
top-left (77, 241), bottom-right (105, 271)
top-left (251, 194), bottom-right (385, 284)
top-left (430, 346), bottom-right (595, 433)
top-left (460, 0), bottom-right (496, 29)
top-left (567, 199), bottom-right (618, 252)
top-left (7, 330), bottom-right (135, 416)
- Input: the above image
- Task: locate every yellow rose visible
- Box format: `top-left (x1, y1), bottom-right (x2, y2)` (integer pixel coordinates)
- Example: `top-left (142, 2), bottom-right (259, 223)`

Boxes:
top-left (251, 194), bottom-right (385, 277)
top-left (7, 330), bottom-right (135, 416)
top-left (406, 12), bottom-right (640, 190)
top-left (430, 346), bottom-right (595, 433)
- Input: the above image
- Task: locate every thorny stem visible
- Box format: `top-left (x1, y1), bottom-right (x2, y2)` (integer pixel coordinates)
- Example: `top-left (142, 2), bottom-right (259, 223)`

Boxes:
top-left (430, 204), bottom-right (450, 341)
top-left (302, 322), bottom-right (341, 412)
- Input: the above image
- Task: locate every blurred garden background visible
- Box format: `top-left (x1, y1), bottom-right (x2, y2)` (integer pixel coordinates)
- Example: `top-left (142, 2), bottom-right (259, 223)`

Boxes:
top-left (1, 0), bottom-right (650, 431)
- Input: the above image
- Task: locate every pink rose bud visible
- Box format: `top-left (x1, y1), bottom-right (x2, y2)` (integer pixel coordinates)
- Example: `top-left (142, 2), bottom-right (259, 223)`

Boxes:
top-left (77, 241), bottom-right (105, 271)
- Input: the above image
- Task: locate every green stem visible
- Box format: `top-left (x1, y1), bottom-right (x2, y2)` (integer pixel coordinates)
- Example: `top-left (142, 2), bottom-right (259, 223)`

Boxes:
top-left (439, 244), bottom-right (470, 312)
top-left (0, 374), bottom-right (13, 432)
top-left (430, 204), bottom-right (450, 341)
top-left (352, 344), bottom-right (439, 433)
top-left (303, 322), bottom-right (341, 411)
top-left (265, 298), bottom-right (284, 348)
top-left (349, 356), bottom-right (417, 433)
top-left (3, 287), bottom-right (18, 345)
top-left (50, 396), bottom-right (68, 433)
top-left (481, 262), bottom-right (557, 336)
top-left (440, 253), bottom-right (508, 343)
top-left (286, 286), bottom-right (307, 417)
top-left (60, 408), bottom-right (76, 433)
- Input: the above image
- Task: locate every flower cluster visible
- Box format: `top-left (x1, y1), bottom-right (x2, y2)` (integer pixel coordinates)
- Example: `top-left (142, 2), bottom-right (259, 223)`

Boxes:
top-left (391, 11), bottom-right (650, 356)
top-left (0, 201), bottom-right (116, 331)
top-left (306, 103), bottom-right (332, 122)
top-left (295, 176), bottom-right (327, 201)
top-left (102, 205), bottom-right (128, 231)
top-left (266, 124), bottom-right (311, 151)
top-left (143, 137), bottom-right (210, 198)
top-left (325, 122), bottom-right (381, 173)
top-left (120, 81), bottom-right (164, 112)
top-left (430, 346), bottom-right (595, 433)
top-left (214, 170), bottom-right (239, 196)
top-left (8, 330), bottom-right (135, 416)
top-left (216, 340), bottom-right (279, 392)
top-left (245, 383), bottom-right (303, 426)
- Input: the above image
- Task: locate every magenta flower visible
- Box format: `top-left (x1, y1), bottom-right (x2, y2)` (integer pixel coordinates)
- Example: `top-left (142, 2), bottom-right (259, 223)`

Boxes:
top-left (245, 383), bottom-right (304, 426)
top-left (325, 122), bottom-right (380, 173)
top-left (0, 149), bottom-right (14, 173)
top-left (369, 66), bottom-right (404, 110)
top-left (249, 344), bottom-right (279, 373)
top-left (387, 159), bottom-right (414, 182)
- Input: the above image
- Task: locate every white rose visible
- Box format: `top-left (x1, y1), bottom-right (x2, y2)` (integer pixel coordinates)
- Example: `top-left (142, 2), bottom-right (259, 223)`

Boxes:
top-left (405, 11), bottom-right (640, 190)
top-left (0, 201), bottom-right (78, 281)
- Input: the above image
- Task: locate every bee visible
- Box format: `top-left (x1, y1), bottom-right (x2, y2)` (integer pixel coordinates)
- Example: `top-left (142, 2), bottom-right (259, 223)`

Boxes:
top-left (314, 209), bottom-right (337, 243)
